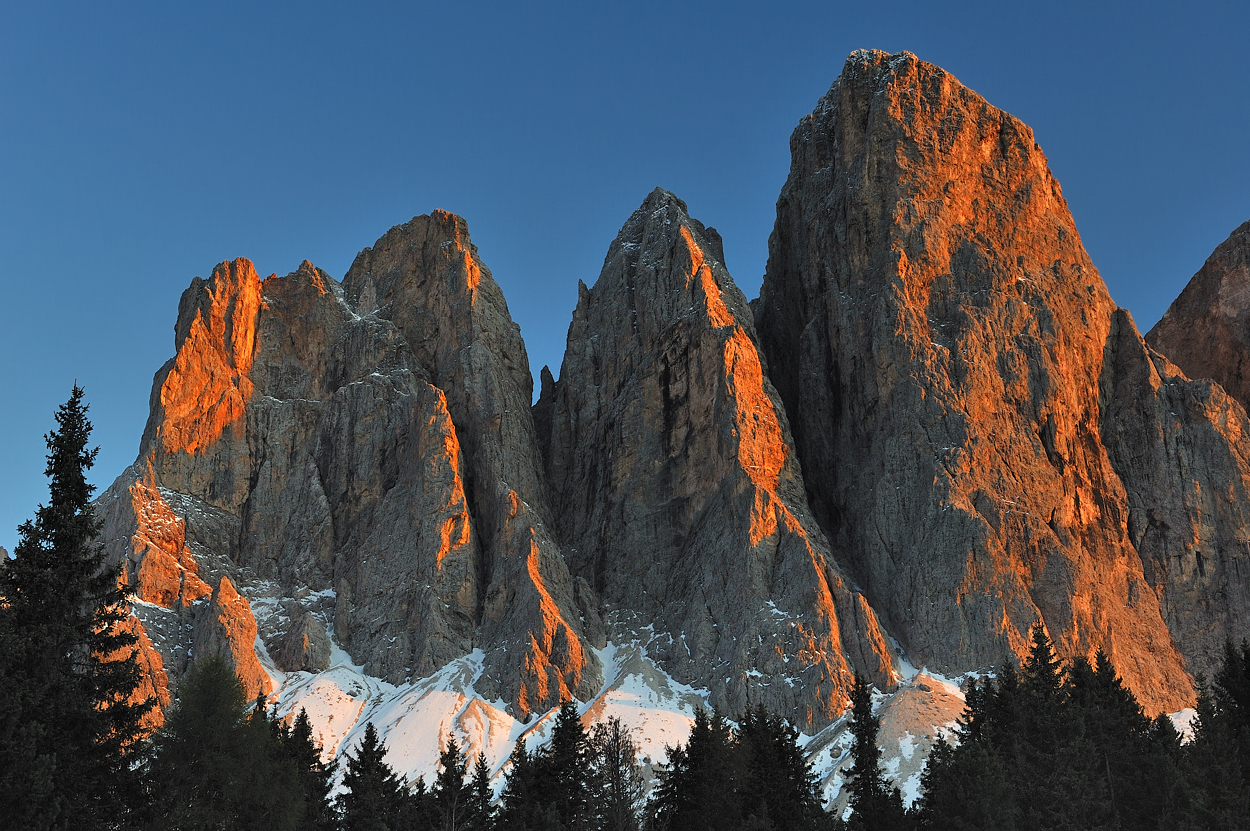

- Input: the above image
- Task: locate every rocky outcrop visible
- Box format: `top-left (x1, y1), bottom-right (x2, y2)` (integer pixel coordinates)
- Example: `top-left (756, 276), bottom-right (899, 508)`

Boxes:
top-left (754, 50), bottom-right (1198, 713)
top-left (1102, 311), bottom-right (1250, 680)
top-left (342, 212), bottom-right (600, 713)
top-left (109, 615), bottom-right (171, 733)
top-left (102, 217), bottom-right (600, 717)
top-left (1147, 221), bottom-right (1250, 411)
top-left (538, 189), bottom-right (895, 726)
top-left (192, 575), bottom-right (272, 698)
top-left (274, 611), bottom-right (332, 673)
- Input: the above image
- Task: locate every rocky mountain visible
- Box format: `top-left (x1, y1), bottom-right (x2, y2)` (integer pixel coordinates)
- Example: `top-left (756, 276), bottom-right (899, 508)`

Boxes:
top-left (99, 215), bottom-right (600, 720)
top-left (753, 49), bottom-right (1250, 712)
top-left (536, 188), bottom-right (895, 726)
top-left (1147, 220), bottom-right (1250, 410)
top-left (83, 46), bottom-right (1250, 799)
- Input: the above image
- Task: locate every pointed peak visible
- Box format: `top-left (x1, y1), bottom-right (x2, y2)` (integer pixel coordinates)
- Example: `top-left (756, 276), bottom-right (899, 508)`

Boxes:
top-left (640, 187), bottom-right (689, 217)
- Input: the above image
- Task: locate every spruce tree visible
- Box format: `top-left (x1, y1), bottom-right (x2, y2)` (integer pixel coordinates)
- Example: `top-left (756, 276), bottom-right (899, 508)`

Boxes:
top-left (0, 386), bottom-right (153, 830)
top-left (845, 674), bottom-right (907, 831)
top-left (284, 708), bottom-right (338, 831)
top-left (649, 707), bottom-right (743, 831)
top-left (465, 752), bottom-right (495, 831)
top-left (589, 716), bottom-right (644, 831)
top-left (1182, 673), bottom-right (1250, 829)
top-left (145, 655), bottom-right (303, 830)
top-left (544, 699), bottom-right (594, 829)
top-left (339, 722), bottom-right (410, 831)
top-left (737, 705), bottom-right (827, 831)
top-left (432, 735), bottom-right (472, 830)
top-left (498, 742), bottom-right (559, 830)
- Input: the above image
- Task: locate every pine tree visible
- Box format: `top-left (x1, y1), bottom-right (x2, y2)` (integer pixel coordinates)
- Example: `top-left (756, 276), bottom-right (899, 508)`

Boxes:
top-left (460, 752), bottom-right (493, 831)
top-left (339, 722), bottom-right (410, 831)
top-left (737, 706), bottom-right (826, 831)
top-left (498, 742), bottom-right (559, 830)
top-left (145, 655), bottom-right (304, 830)
top-left (1181, 673), bottom-right (1250, 829)
top-left (0, 386), bottom-right (153, 830)
top-left (648, 707), bottom-right (743, 831)
top-left (284, 708), bottom-right (338, 831)
top-left (543, 699), bottom-right (594, 829)
top-left (589, 716), bottom-right (645, 831)
top-left (845, 674), bottom-right (907, 831)
top-left (432, 735), bottom-right (472, 830)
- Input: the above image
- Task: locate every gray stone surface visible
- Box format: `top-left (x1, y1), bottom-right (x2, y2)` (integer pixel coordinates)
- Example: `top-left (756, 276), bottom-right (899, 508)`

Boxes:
top-left (753, 50), bottom-right (1196, 713)
top-left (538, 189), bottom-right (896, 726)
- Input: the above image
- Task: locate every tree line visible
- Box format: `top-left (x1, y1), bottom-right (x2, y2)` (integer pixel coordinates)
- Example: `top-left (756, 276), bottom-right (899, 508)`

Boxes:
top-left (3, 389), bottom-right (1250, 830)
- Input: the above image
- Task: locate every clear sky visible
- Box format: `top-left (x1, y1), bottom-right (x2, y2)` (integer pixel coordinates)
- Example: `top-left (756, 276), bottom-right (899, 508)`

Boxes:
top-left (2, 1), bottom-right (1247, 551)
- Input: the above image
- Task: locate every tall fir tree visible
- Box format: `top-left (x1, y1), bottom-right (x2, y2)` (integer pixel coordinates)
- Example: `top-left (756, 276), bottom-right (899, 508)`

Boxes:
top-left (339, 722), bottom-right (411, 831)
top-left (737, 706), bottom-right (828, 831)
top-left (283, 708), bottom-right (338, 831)
top-left (497, 742), bottom-right (537, 830)
top-left (432, 735), bottom-right (472, 830)
top-left (589, 716), bottom-right (645, 831)
top-left (464, 752), bottom-right (495, 831)
top-left (544, 699), bottom-right (595, 830)
top-left (144, 656), bottom-right (303, 830)
top-left (0, 386), bottom-right (153, 830)
top-left (648, 707), bottom-right (743, 831)
top-left (845, 674), bottom-right (907, 831)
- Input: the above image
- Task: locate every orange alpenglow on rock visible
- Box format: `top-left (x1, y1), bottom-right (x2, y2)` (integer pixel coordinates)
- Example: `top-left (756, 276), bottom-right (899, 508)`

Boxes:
top-left (343, 211), bottom-right (602, 712)
top-left (90, 50), bottom-right (1250, 732)
top-left (100, 212), bottom-right (602, 721)
top-left (754, 49), bottom-right (1250, 713)
top-left (192, 575), bottom-right (272, 699)
top-left (1148, 220), bottom-right (1250, 411)
top-left (536, 189), bottom-right (896, 727)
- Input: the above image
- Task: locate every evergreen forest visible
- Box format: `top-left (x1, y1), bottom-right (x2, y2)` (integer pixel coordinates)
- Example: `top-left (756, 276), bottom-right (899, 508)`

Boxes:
top-left (4, 390), bottom-right (1250, 830)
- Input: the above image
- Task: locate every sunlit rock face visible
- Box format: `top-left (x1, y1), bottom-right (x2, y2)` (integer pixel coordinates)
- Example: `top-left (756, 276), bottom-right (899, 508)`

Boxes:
top-left (100, 216), bottom-right (600, 719)
top-left (536, 189), bottom-right (896, 728)
top-left (754, 49), bottom-right (1205, 714)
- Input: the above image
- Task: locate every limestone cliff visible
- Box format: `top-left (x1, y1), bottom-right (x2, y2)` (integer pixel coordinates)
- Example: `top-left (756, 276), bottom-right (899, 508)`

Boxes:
top-left (341, 212), bottom-right (600, 712)
top-left (754, 50), bottom-right (1202, 713)
top-left (1147, 220), bottom-right (1250, 411)
top-left (101, 218), bottom-right (599, 718)
top-left (538, 189), bottom-right (895, 726)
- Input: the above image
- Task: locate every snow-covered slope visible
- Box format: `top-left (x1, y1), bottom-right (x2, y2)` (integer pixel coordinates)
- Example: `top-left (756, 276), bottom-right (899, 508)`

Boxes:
top-left (247, 591), bottom-right (968, 805)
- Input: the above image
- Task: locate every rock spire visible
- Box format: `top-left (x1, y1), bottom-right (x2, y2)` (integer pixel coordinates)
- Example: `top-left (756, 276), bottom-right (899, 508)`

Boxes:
top-left (537, 189), bottom-right (895, 725)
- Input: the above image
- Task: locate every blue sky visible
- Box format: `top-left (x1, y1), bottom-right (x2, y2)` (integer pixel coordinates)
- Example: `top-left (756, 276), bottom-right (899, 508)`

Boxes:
top-left (2, 1), bottom-right (1247, 550)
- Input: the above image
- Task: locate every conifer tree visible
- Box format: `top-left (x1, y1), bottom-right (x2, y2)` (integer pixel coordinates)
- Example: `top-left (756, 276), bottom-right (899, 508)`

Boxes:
top-left (498, 742), bottom-right (559, 830)
top-left (544, 699), bottom-right (594, 829)
top-left (845, 674), bottom-right (907, 831)
top-left (0, 386), bottom-right (153, 830)
top-left (145, 656), bottom-right (303, 830)
top-left (1181, 674), bottom-right (1250, 829)
top-left (589, 716), bottom-right (645, 831)
top-left (284, 708), bottom-right (338, 831)
top-left (339, 721), bottom-right (410, 831)
top-left (649, 707), bottom-right (742, 831)
top-left (737, 705), bottom-right (826, 830)
top-left (464, 752), bottom-right (495, 831)
top-left (432, 735), bottom-right (472, 830)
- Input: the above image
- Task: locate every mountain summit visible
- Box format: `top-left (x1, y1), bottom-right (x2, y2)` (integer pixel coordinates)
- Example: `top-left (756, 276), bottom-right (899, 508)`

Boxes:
top-left (87, 47), bottom-right (1250, 798)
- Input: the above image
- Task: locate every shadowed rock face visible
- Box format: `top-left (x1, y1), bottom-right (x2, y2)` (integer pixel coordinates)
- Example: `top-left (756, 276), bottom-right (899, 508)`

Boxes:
top-left (537, 189), bottom-right (896, 727)
top-left (341, 212), bottom-right (600, 712)
top-left (753, 49), bottom-right (1196, 713)
top-left (1147, 221), bottom-right (1250, 410)
top-left (101, 216), bottom-right (600, 718)
top-left (1111, 263), bottom-right (1250, 679)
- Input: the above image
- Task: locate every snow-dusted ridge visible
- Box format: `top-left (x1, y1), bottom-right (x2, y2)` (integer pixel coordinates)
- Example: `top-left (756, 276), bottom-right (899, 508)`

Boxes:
top-left (242, 585), bottom-right (971, 806)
